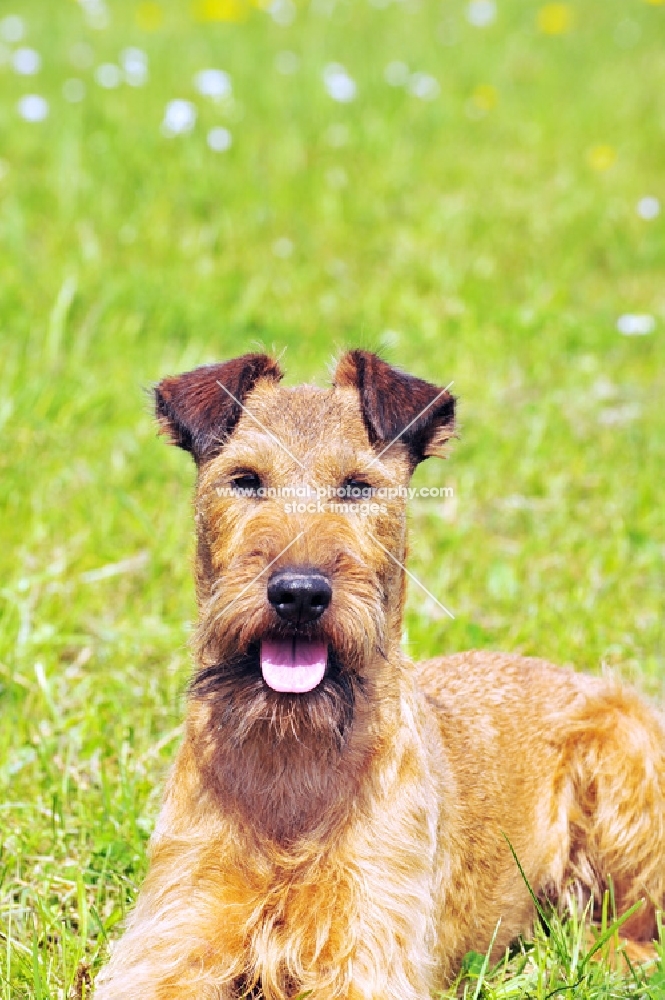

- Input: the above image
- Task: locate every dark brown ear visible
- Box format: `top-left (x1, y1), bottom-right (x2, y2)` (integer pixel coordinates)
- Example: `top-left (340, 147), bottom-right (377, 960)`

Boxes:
top-left (334, 350), bottom-right (455, 464)
top-left (154, 353), bottom-right (283, 464)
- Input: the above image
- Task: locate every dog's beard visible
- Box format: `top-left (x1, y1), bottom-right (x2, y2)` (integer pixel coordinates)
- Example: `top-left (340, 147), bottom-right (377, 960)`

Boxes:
top-left (189, 592), bottom-right (384, 841)
top-left (189, 642), bottom-right (363, 749)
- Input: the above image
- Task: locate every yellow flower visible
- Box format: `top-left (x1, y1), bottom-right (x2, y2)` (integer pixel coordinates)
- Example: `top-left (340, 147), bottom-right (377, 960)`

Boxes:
top-left (135, 1), bottom-right (164, 30)
top-left (192, 0), bottom-right (248, 21)
top-left (644, 0), bottom-right (665, 5)
top-left (587, 145), bottom-right (616, 172)
top-left (472, 84), bottom-right (498, 112)
top-left (537, 3), bottom-right (573, 34)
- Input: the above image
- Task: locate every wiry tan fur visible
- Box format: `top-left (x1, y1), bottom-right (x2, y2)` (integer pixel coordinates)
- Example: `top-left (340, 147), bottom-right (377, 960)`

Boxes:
top-left (95, 351), bottom-right (665, 1000)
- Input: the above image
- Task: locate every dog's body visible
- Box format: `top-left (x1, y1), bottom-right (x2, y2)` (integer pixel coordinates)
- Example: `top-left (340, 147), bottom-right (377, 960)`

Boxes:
top-left (95, 352), bottom-right (665, 999)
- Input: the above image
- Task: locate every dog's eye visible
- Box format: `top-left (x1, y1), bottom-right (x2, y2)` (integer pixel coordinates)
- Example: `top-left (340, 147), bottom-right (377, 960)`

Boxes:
top-left (343, 477), bottom-right (374, 497)
top-left (231, 472), bottom-right (262, 496)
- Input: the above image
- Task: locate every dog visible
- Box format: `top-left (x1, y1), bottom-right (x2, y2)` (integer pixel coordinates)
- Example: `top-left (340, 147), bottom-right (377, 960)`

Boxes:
top-left (95, 350), bottom-right (665, 999)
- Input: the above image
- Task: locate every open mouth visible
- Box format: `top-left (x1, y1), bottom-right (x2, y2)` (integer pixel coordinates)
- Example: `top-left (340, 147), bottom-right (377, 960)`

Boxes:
top-left (190, 639), bottom-right (359, 743)
top-left (260, 637), bottom-right (329, 694)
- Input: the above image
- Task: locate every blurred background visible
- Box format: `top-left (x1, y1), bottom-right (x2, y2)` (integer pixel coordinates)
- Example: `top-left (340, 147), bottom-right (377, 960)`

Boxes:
top-left (0, 0), bottom-right (664, 994)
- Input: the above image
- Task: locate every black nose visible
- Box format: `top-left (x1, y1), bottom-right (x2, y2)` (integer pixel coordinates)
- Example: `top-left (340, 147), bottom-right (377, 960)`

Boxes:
top-left (267, 569), bottom-right (332, 624)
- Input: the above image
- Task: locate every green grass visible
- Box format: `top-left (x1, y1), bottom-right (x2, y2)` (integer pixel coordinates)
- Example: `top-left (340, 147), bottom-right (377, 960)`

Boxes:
top-left (0, 0), bottom-right (664, 995)
top-left (451, 899), bottom-right (665, 999)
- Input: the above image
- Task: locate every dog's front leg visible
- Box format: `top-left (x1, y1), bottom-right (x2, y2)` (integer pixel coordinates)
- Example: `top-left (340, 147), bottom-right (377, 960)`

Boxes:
top-left (94, 912), bottom-right (240, 1000)
top-left (94, 920), bottom-right (241, 1000)
top-left (341, 968), bottom-right (434, 1000)
top-left (94, 838), bottom-right (248, 1000)
top-left (285, 835), bottom-right (439, 1000)
top-left (340, 933), bottom-right (436, 1000)
top-left (95, 970), bottom-right (234, 1000)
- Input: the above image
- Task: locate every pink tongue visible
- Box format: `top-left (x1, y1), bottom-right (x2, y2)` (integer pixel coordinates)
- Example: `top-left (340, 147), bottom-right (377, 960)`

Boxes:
top-left (260, 638), bottom-right (328, 693)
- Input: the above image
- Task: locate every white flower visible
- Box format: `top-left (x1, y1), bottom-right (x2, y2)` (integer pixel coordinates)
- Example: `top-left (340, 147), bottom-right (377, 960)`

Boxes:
top-left (269, 0), bottom-right (296, 26)
top-left (325, 166), bottom-right (347, 188)
top-left (408, 73), bottom-right (440, 100)
top-left (194, 69), bottom-right (232, 100)
top-left (275, 50), bottom-right (299, 74)
top-left (69, 43), bottom-right (94, 70)
top-left (0, 15), bottom-right (25, 43)
top-left (80, 0), bottom-right (110, 30)
top-left (467, 0), bottom-right (496, 28)
top-left (121, 47), bottom-right (148, 87)
top-left (207, 127), bottom-right (232, 152)
top-left (63, 78), bottom-right (86, 102)
top-left (17, 94), bottom-right (49, 122)
top-left (272, 237), bottom-right (293, 258)
top-left (616, 314), bottom-right (656, 336)
top-left (325, 122), bottom-right (349, 147)
top-left (636, 196), bottom-right (660, 221)
top-left (12, 47), bottom-right (40, 75)
top-left (598, 403), bottom-right (641, 426)
top-left (95, 63), bottom-right (122, 88)
top-left (323, 64), bottom-right (357, 103)
top-left (384, 61), bottom-right (410, 87)
top-left (162, 99), bottom-right (197, 137)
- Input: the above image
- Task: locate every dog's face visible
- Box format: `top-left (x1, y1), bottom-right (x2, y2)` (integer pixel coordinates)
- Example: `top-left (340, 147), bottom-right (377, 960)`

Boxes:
top-left (155, 351), bottom-right (454, 746)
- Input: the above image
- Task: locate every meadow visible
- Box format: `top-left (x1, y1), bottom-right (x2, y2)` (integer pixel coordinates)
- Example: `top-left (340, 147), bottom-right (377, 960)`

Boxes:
top-left (1, 0), bottom-right (664, 996)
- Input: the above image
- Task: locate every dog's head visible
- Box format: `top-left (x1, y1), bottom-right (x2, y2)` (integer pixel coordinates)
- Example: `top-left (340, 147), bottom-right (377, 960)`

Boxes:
top-left (155, 350), bottom-right (455, 745)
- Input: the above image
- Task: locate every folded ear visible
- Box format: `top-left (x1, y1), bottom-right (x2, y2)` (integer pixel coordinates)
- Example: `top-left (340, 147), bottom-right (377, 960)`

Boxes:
top-left (154, 353), bottom-right (283, 464)
top-left (333, 350), bottom-right (456, 465)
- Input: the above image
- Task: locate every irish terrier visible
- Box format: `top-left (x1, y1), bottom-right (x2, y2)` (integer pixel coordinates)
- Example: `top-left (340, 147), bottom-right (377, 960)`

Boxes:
top-left (95, 350), bottom-right (665, 999)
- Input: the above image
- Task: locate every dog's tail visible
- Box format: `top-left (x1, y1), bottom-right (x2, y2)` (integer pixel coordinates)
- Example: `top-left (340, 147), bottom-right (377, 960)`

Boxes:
top-left (559, 681), bottom-right (665, 941)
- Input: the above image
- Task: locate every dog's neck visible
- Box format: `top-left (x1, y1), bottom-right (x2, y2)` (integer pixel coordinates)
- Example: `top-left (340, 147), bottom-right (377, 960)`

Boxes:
top-left (191, 648), bottom-right (400, 847)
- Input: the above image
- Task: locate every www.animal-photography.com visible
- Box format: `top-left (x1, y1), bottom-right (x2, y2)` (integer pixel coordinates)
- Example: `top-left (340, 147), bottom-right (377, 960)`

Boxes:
top-left (1, 2), bottom-right (664, 999)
